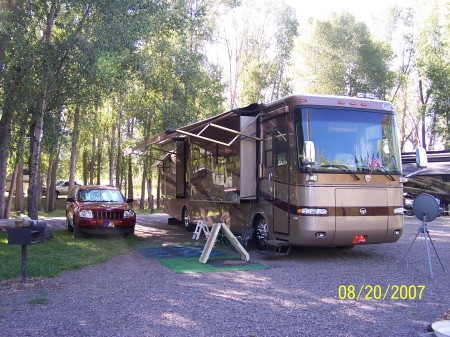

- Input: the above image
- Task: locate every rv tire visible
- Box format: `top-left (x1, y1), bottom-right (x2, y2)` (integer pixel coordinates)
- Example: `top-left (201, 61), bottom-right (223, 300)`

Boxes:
top-left (253, 215), bottom-right (269, 250)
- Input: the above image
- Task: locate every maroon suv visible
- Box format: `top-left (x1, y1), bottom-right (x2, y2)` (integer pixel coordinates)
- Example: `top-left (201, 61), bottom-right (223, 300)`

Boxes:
top-left (66, 185), bottom-right (136, 238)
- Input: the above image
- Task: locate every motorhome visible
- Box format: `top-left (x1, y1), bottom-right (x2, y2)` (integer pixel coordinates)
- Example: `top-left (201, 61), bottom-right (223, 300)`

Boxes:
top-left (402, 150), bottom-right (450, 215)
top-left (133, 94), bottom-right (408, 248)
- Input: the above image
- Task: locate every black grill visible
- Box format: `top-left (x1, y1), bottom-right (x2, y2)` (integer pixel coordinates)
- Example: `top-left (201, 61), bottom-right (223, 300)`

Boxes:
top-left (93, 211), bottom-right (123, 220)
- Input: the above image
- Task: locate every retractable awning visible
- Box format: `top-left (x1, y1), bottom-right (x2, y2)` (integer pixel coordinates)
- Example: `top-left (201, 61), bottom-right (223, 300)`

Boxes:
top-left (131, 103), bottom-right (263, 154)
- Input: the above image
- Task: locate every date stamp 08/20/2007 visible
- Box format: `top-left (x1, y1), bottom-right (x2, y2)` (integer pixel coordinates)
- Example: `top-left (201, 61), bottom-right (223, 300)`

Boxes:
top-left (338, 284), bottom-right (426, 301)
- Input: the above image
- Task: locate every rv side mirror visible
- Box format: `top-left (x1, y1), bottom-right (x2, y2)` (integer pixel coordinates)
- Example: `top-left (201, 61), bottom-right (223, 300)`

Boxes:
top-left (415, 147), bottom-right (428, 168)
top-left (303, 141), bottom-right (315, 164)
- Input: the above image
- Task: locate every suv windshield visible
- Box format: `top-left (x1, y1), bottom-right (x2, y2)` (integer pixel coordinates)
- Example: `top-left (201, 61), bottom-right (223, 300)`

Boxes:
top-left (78, 189), bottom-right (125, 202)
top-left (294, 107), bottom-right (401, 174)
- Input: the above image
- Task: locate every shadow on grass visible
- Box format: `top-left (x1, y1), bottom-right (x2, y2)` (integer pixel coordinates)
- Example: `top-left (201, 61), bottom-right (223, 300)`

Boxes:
top-left (0, 231), bottom-right (145, 281)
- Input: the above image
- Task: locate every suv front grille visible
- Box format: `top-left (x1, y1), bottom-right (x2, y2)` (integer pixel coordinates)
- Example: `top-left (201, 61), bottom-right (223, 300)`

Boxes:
top-left (93, 211), bottom-right (123, 220)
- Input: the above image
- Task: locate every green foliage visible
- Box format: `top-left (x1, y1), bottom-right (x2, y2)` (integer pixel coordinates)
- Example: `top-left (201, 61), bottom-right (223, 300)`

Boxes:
top-left (299, 13), bottom-right (395, 99)
top-left (226, 0), bottom-right (298, 106)
top-left (130, 0), bottom-right (226, 135)
top-left (2, 0), bottom-right (450, 204)
top-left (416, 1), bottom-right (450, 148)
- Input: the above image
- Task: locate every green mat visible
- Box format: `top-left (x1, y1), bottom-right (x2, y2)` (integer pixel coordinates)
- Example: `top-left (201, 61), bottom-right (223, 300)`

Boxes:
top-left (158, 256), bottom-right (269, 273)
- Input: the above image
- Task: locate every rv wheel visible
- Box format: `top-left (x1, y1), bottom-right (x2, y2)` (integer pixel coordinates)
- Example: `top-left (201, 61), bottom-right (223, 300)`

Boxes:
top-left (253, 216), bottom-right (269, 250)
top-left (182, 208), bottom-right (196, 232)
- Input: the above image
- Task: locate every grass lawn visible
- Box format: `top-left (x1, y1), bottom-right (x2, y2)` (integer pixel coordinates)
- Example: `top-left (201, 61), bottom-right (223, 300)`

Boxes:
top-left (0, 231), bottom-right (145, 281)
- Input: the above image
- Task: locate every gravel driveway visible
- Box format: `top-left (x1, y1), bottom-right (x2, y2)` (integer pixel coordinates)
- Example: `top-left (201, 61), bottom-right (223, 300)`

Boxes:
top-left (1, 214), bottom-right (449, 337)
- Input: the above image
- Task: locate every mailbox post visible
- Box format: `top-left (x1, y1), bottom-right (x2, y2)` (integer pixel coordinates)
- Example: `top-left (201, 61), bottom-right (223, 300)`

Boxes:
top-left (7, 224), bottom-right (46, 283)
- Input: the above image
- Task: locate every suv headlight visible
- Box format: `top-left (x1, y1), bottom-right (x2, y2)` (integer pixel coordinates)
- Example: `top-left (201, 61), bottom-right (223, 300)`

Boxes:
top-left (79, 210), bottom-right (93, 218)
top-left (124, 209), bottom-right (135, 218)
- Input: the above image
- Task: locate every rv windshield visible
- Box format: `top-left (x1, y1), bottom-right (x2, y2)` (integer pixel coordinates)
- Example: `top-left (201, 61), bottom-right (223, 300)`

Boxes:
top-left (294, 107), bottom-right (401, 174)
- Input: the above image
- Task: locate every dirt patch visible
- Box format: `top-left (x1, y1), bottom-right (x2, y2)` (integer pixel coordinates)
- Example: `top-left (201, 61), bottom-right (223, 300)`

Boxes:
top-left (0, 277), bottom-right (66, 297)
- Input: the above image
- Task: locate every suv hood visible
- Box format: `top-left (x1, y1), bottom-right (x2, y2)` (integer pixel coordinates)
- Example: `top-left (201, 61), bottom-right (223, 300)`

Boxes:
top-left (78, 202), bottom-right (131, 210)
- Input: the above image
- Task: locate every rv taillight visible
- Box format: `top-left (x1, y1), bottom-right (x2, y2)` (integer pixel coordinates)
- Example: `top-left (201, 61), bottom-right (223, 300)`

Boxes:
top-left (352, 235), bottom-right (367, 244)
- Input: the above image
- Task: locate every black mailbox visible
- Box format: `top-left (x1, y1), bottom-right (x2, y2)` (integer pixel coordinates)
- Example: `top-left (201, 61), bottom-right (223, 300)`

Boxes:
top-left (8, 225), bottom-right (46, 245)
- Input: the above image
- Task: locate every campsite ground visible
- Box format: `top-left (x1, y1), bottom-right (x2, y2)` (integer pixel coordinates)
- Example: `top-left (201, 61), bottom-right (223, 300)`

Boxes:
top-left (0, 214), bottom-right (449, 337)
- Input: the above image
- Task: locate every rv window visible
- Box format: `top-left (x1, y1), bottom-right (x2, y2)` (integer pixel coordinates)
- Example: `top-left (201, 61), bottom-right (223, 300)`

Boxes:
top-left (274, 126), bottom-right (289, 167)
top-left (294, 107), bottom-right (401, 174)
top-left (264, 134), bottom-right (273, 168)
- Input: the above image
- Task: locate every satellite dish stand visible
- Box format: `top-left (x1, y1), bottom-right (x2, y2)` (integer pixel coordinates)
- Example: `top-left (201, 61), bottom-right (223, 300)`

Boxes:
top-left (404, 212), bottom-right (445, 279)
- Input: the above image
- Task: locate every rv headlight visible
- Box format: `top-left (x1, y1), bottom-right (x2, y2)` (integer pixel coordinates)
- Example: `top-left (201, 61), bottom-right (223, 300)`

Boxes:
top-left (394, 207), bottom-right (404, 215)
top-left (79, 210), bottom-right (93, 218)
top-left (297, 208), bottom-right (328, 215)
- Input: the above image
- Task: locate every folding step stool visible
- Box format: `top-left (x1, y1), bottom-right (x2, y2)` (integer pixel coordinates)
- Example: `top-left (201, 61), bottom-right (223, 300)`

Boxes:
top-left (192, 220), bottom-right (210, 240)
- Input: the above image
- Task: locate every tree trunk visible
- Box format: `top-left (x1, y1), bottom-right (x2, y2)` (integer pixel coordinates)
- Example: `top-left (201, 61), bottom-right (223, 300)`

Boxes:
top-left (127, 155), bottom-right (133, 199)
top-left (69, 104), bottom-right (80, 192)
top-left (89, 136), bottom-right (95, 185)
top-left (38, 156), bottom-right (43, 211)
top-left (110, 124), bottom-right (116, 186)
top-left (0, 121), bottom-right (12, 219)
top-left (0, 84), bottom-right (18, 219)
top-left (45, 153), bottom-right (54, 212)
top-left (50, 154), bottom-right (58, 210)
top-left (421, 107), bottom-right (427, 150)
top-left (29, 77), bottom-right (52, 218)
top-left (140, 158), bottom-right (148, 210)
top-left (45, 152), bottom-right (58, 212)
top-left (96, 137), bottom-right (102, 185)
top-left (83, 150), bottom-right (89, 185)
top-left (15, 162), bottom-right (24, 214)
top-left (157, 169), bottom-right (161, 209)
top-left (115, 109), bottom-right (123, 188)
top-left (147, 174), bottom-right (153, 213)
top-left (4, 164), bottom-right (18, 219)
top-left (418, 79), bottom-right (431, 150)
top-left (28, 0), bottom-right (57, 219)
top-left (0, 1), bottom-right (26, 219)
top-left (8, 123), bottom-right (26, 216)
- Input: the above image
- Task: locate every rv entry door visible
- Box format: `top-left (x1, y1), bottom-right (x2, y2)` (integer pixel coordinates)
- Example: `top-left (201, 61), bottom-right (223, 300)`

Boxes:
top-left (263, 119), bottom-right (290, 235)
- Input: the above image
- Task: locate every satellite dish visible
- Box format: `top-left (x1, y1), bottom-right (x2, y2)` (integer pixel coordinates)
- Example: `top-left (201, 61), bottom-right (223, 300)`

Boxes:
top-left (405, 192), bottom-right (445, 278)
top-left (413, 193), bottom-right (440, 222)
